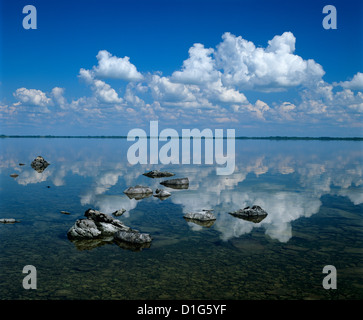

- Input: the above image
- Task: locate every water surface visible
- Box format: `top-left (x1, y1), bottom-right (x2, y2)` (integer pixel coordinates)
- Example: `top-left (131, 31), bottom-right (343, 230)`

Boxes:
top-left (0, 138), bottom-right (362, 299)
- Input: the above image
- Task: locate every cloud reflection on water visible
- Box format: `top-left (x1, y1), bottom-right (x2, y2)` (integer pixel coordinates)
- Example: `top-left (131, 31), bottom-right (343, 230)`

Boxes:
top-left (4, 140), bottom-right (362, 243)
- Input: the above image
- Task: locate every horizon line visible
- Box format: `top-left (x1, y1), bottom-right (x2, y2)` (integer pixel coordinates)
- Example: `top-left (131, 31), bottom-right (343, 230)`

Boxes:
top-left (0, 134), bottom-right (362, 140)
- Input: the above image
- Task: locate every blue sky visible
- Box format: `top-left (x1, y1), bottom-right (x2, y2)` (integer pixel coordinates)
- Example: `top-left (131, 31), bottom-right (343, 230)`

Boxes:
top-left (0, 0), bottom-right (362, 136)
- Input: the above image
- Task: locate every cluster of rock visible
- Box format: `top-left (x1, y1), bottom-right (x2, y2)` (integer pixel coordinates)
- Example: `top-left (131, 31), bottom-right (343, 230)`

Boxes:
top-left (123, 185), bottom-right (171, 200)
top-left (123, 173), bottom-right (189, 201)
top-left (9, 155), bottom-right (50, 180)
top-left (64, 165), bottom-right (269, 252)
top-left (67, 209), bottom-right (152, 251)
top-left (126, 169), bottom-right (268, 228)
top-left (183, 205), bottom-right (268, 228)
top-left (31, 156), bottom-right (50, 173)
top-left (65, 171), bottom-right (191, 251)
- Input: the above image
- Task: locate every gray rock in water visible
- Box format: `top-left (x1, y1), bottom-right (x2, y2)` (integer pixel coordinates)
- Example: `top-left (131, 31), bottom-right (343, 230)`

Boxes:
top-left (67, 209), bottom-right (152, 250)
top-left (123, 185), bottom-right (153, 200)
top-left (160, 177), bottom-right (189, 189)
top-left (31, 156), bottom-right (50, 173)
top-left (84, 209), bottom-right (113, 223)
top-left (67, 209), bottom-right (152, 251)
top-left (67, 219), bottom-right (101, 239)
top-left (85, 209), bottom-right (129, 234)
top-left (0, 218), bottom-right (20, 224)
top-left (114, 229), bottom-right (152, 244)
top-left (143, 170), bottom-right (175, 178)
top-left (153, 188), bottom-right (171, 199)
top-left (67, 209), bottom-right (129, 240)
top-left (112, 209), bottom-right (126, 216)
top-left (183, 209), bottom-right (216, 222)
top-left (124, 185), bottom-right (152, 194)
top-left (229, 205), bottom-right (268, 223)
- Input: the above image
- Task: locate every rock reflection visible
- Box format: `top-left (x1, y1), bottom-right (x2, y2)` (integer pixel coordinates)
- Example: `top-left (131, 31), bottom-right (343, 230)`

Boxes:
top-left (69, 237), bottom-right (151, 252)
top-left (114, 239), bottom-right (152, 252)
top-left (162, 184), bottom-right (189, 190)
top-left (230, 214), bottom-right (268, 224)
top-left (124, 193), bottom-right (152, 200)
top-left (68, 237), bottom-right (114, 251)
top-left (183, 218), bottom-right (216, 228)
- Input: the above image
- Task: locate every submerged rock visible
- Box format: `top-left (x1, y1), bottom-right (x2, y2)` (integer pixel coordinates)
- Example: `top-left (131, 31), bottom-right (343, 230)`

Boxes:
top-left (229, 205), bottom-right (268, 223)
top-left (153, 188), bottom-right (171, 199)
top-left (123, 185), bottom-right (153, 199)
top-left (160, 177), bottom-right (189, 189)
top-left (183, 209), bottom-right (216, 222)
top-left (0, 218), bottom-right (20, 224)
top-left (143, 170), bottom-right (175, 178)
top-left (31, 156), bottom-right (50, 173)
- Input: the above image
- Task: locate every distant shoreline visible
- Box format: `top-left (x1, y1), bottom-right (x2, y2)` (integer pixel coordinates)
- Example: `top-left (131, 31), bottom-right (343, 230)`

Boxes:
top-left (0, 135), bottom-right (362, 141)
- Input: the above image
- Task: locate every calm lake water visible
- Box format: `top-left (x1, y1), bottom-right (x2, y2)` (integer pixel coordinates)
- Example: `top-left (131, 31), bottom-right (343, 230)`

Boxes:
top-left (0, 137), bottom-right (362, 300)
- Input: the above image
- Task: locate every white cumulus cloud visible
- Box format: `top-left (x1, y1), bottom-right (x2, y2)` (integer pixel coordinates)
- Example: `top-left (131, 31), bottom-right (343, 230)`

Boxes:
top-left (79, 68), bottom-right (123, 104)
top-left (337, 72), bottom-right (363, 90)
top-left (171, 43), bottom-right (220, 85)
top-left (14, 88), bottom-right (52, 107)
top-left (93, 50), bottom-right (143, 81)
top-left (8, 31), bottom-right (362, 131)
top-left (215, 32), bottom-right (325, 91)
top-left (51, 87), bottom-right (67, 109)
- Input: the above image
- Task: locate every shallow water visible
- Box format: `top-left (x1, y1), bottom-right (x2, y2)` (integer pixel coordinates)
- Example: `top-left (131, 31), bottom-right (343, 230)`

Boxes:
top-left (0, 138), bottom-right (362, 300)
